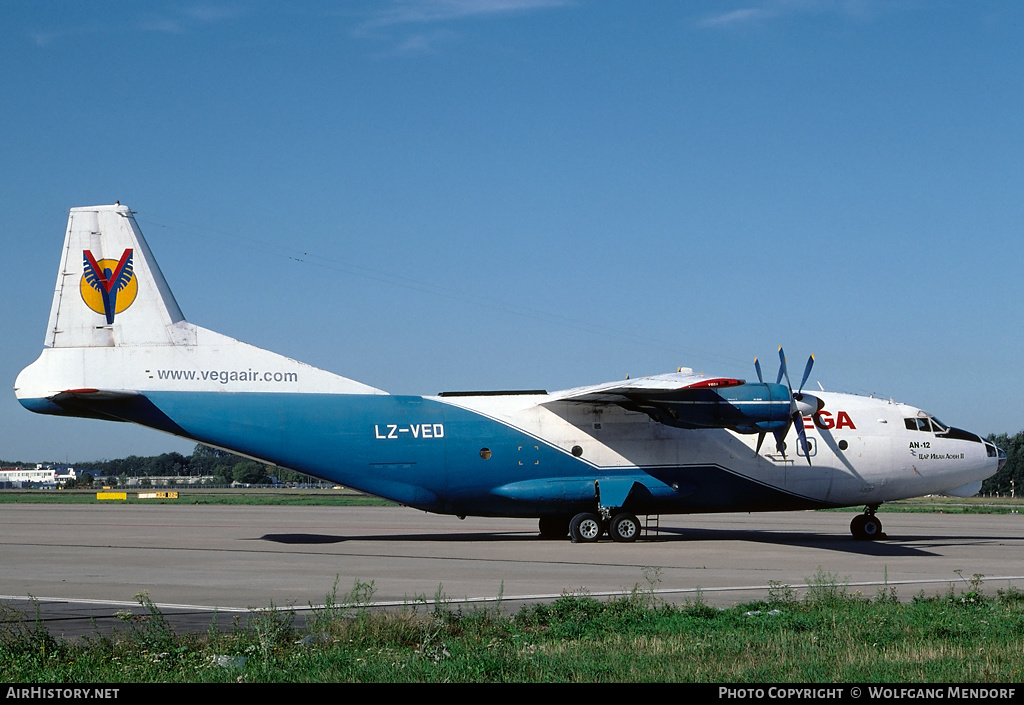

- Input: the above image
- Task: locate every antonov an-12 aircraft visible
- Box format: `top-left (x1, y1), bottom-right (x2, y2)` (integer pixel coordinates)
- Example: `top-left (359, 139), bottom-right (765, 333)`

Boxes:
top-left (16, 205), bottom-right (1005, 543)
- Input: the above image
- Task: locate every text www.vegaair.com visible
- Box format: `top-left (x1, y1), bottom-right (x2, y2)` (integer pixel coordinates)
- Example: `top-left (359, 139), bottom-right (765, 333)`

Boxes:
top-left (151, 369), bottom-right (298, 384)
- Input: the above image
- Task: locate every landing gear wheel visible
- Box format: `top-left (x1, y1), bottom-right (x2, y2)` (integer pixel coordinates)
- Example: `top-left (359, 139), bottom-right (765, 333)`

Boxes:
top-left (609, 512), bottom-right (641, 543)
top-left (569, 512), bottom-right (603, 543)
top-left (851, 513), bottom-right (883, 541)
top-left (538, 515), bottom-right (571, 539)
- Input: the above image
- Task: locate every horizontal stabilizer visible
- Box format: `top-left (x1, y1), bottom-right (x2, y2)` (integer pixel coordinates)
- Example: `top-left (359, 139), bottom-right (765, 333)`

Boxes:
top-left (52, 388), bottom-right (140, 400)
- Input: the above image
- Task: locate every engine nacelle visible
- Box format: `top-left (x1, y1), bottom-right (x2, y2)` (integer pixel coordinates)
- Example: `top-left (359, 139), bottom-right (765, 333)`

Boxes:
top-left (625, 382), bottom-right (794, 433)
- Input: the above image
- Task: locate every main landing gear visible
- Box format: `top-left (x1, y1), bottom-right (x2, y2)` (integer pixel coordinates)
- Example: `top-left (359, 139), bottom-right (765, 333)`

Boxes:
top-left (850, 505), bottom-right (885, 541)
top-left (553, 511), bottom-right (641, 543)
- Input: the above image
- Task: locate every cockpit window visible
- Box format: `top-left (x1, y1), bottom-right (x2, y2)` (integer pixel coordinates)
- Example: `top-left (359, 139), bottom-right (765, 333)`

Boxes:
top-left (904, 415), bottom-right (946, 433)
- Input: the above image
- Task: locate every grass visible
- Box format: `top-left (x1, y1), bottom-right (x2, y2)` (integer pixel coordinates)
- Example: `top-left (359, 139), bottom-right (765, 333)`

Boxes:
top-left (825, 495), bottom-right (1024, 515)
top-left (2, 573), bottom-right (1023, 683)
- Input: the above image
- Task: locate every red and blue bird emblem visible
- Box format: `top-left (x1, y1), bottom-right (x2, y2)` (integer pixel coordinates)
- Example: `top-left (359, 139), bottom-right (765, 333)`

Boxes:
top-left (80, 249), bottom-right (137, 324)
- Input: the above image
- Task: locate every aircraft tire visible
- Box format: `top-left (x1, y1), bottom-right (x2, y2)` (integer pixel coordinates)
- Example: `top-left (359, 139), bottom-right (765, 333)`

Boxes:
top-left (538, 515), bottom-right (571, 539)
top-left (609, 513), bottom-right (641, 543)
top-left (851, 514), bottom-right (883, 541)
top-left (850, 514), bottom-right (866, 538)
top-left (569, 512), bottom-right (603, 543)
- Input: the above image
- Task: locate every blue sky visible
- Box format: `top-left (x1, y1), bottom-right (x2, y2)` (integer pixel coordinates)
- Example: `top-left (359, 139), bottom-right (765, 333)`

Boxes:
top-left (2, 1), bottom-right (1022, 463)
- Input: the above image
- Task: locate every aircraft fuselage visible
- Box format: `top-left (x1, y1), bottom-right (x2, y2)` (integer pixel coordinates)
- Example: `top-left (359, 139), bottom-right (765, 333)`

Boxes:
top-left (14, 205), bottom-right (1003, 542)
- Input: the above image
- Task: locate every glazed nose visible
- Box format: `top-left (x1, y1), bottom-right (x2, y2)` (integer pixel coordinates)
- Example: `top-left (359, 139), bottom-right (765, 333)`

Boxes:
top-left (986, 439), bottom-right (1007, 471)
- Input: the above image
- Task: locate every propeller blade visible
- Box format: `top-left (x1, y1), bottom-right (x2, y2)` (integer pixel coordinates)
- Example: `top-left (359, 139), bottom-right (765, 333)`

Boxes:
top-left (754, 357), bottom-right (763, 384)
top-left (794, 419), bottom-right (812, 465)
top-left (773, 428), bottom-right (788, 457)
top-left (778, 347), bottom-right (797, 414)
top-left (798, 354), bottom-right (814, 394)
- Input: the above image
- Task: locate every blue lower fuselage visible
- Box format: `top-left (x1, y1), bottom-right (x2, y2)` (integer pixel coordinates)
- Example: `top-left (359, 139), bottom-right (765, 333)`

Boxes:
top-left (30, 391), bottom-right (838, 517)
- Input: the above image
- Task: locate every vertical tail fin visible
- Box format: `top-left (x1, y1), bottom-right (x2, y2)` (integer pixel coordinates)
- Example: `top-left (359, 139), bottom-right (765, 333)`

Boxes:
top-left (17, 203), bottom-right (385, 418)
top-left (46, 204), bottom-right (188, 348)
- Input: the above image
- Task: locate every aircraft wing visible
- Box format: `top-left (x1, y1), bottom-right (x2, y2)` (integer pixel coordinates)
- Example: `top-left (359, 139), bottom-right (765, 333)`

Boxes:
top-left (545, 371), bottom-right (745, 405)
top-left (540, 371), bottom-right (798, 433)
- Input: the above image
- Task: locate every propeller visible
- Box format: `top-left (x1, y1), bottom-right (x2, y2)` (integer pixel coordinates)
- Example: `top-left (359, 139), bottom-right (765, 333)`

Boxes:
top-left (752, 348), bottom-right (821, 463)
top-left (776, 347), bottom-right (815, 464)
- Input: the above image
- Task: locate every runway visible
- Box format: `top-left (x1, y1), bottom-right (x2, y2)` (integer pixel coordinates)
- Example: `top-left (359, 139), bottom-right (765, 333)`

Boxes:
top-left (1, 504), bottom-right (1022, 637)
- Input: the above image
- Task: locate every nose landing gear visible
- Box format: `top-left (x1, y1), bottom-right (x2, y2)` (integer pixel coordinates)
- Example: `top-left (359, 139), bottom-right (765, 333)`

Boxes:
top-left (850, 506), bottom-right (885, 540)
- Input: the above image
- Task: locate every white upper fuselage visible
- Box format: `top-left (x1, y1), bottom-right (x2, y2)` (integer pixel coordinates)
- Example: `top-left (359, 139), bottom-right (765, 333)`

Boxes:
top-left (438, 388), bottom-right (997, 507)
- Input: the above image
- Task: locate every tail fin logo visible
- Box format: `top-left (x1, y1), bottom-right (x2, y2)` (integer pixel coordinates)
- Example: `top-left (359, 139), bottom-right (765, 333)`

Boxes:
top-left (80, 249), bottom-right (137, 324)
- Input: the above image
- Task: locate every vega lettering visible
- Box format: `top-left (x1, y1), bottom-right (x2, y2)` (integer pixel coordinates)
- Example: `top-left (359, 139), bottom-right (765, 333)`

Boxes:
top-left (374, 424), bottom-right (445, 440)
top-left (802, 410), bottom-right (856, 430)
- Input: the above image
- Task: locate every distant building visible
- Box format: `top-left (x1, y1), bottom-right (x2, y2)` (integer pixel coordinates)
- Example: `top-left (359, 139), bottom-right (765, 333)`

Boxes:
top-left (0, 465), bottom-right (77, 488)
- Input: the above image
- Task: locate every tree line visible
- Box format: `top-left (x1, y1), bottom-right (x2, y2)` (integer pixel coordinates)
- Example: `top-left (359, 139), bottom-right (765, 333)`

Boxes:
top-left (3, 444), bottom-right (319, 487)
top-left (982, 432), bottom-right (1023, 496)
